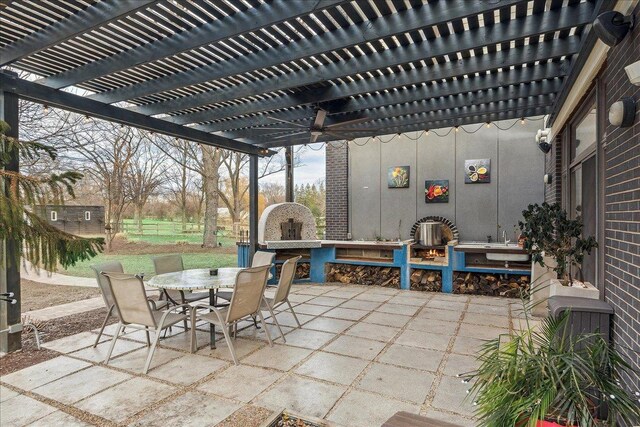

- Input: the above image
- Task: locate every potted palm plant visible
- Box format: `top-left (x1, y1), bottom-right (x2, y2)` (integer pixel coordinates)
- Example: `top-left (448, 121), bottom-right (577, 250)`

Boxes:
top-left (518, 203), bottom-right (599, 300)
top-left (467, 308), bottom-right (640, 426)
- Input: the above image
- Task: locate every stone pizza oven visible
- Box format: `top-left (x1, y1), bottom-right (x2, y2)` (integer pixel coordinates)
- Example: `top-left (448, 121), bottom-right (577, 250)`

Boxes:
top-left (258, 202), bottom-right (319, 247)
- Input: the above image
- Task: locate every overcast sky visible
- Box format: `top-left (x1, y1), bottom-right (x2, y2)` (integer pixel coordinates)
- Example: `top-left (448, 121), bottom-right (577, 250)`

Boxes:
top-left (261, 143), bottom-right (326, 186)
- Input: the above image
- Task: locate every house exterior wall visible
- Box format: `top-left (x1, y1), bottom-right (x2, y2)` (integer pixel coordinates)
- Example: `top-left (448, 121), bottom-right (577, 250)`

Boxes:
top-left (325, 142), bottom-right (349, 240)
top-left (335, 118), bottom-right (545, 242)
top-left (34, 205), bottom-right (105, 235)
top-left (600, 4), bottom-right (640, 395)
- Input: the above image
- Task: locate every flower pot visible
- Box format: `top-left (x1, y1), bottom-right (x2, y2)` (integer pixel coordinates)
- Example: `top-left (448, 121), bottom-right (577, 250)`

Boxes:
top-left (536, 421), bottom-right (576, 427)
top-left (549, 279), bottom-right (599, 300)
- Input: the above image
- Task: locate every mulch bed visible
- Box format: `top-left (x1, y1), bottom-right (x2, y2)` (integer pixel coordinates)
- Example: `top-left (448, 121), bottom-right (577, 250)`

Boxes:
top-left (0, 307), bottom-right (114, 376)
top-left (21, 279), bottom-right (102, 312)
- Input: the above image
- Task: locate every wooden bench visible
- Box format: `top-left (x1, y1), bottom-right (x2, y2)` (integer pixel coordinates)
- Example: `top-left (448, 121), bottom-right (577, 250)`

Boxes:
top-left (382, 411), bottom-right (462, 427)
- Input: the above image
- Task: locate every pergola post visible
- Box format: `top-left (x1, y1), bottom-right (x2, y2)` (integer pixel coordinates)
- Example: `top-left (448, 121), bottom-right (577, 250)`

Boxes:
top-left (285, 146), bottom-right (294, 202)
top-left (249, 154), bottom-right (259, 262)
top-left (0, 86), bottom-right (21, 353)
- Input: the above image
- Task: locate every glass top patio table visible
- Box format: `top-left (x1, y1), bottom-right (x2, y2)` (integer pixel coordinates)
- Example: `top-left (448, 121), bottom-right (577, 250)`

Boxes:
top-left (146, 267), bottom-right (242, 291)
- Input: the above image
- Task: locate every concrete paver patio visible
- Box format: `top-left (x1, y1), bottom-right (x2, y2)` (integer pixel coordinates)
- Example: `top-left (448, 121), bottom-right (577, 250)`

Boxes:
top-left (0, 284), bottom-right (529, 427)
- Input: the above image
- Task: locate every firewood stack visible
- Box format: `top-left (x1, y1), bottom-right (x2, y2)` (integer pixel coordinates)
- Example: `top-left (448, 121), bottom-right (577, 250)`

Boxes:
top-left (453, 272), bottom-right (529, 298)
top-left (275, 262), bottom-right (310, 279)
top-left (326, 264), bottom-right (400, 288)
top-left (410, 270), bottom-right (442, 292)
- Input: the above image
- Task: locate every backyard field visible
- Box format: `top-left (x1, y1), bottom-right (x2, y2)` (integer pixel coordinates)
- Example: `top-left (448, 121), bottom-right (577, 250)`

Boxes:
top-left (58, 219), bottom-right (239, 278)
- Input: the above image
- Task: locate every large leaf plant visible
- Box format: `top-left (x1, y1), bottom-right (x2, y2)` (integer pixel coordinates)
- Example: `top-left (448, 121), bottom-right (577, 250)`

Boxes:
top-left (468, 300), bottom-right (640, 426)
top-left (0, 120), bottom-right (103, 270)
top-left (518, 202), bottom-right (597, 285)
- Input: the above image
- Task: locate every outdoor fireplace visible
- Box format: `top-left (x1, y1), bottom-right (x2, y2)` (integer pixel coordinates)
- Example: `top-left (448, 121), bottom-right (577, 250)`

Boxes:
top-left (258, 202), bottom-right (321, 249)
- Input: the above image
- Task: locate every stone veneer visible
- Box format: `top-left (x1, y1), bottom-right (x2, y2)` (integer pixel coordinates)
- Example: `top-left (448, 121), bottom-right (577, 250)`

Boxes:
top-left (258, 202), bottom-right (317, 243)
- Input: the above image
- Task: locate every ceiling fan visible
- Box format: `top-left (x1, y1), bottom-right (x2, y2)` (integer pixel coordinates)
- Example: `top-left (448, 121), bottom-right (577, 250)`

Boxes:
top-left (263, 109), bottom-right (375, 144)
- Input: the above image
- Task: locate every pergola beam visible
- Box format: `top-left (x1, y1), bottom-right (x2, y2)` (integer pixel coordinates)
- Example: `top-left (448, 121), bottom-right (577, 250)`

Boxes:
top-left (259, 104), bottom-right (553, 148)
top-left (227, 82), bottom-right (560, 141)
top-left (198, 63), bottom-right (566, 133)
top-left (90, 0), bottom-right (527, 104)
top-left (38, 0), bottom-right (347, 89)
top-left (0, 73), bottom-right (269, 156)
top-left (0, 0), bottom-right (157, 66)
top-left (135, 3), bottom-right (591, 118)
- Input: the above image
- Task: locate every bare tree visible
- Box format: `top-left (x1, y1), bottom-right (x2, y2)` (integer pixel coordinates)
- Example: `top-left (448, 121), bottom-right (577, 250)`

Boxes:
top-left (69, 123), bottom-right (141, 250)
top-left (124, 139), bottom-right (167, 233)
top-left (201, 145), bottom-right (222, 247)
top-left (261, 182), bottom-right (286, 206)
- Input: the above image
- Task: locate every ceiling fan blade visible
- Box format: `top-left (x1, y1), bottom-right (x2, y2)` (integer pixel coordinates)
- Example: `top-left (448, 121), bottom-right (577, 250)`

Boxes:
top-left (309, 133), bottom-right (320, 144)
top-left (272, 130), bottom-right (308, 139)
top-left (319, 128), bottom-right (381, 132)
top-left (324, 117), bottom-right (371, 128)
top-left (251, 127), bottom-right (298, 131)
top-left (267, 117), bottom-right (307, 128)
top-left (312, 109), bottom-right (327, 128)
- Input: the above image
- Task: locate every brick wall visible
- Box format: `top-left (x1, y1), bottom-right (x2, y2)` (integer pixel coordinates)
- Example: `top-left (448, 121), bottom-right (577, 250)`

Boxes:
top-left (325, 142), bottom-right (349, 240)
top-left (601, 3), bottom-right (639, 398)
top-left (544, 134), bottom-right (563, 204)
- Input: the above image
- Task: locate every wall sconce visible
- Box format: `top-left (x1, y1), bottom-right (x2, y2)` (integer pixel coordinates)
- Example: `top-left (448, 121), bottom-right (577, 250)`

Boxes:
top-left (593, 11), bottom-right (634, 47)
top-left (625, 61), bottom-right (640, 86)
top-left (544, 173), bottom-right (553, 185)
top-left (609, 97), bottom-right (636, 128)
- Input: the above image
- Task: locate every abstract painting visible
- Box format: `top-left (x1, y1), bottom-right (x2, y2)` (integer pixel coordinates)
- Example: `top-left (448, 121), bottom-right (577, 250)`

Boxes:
top-left (425, 180), bottom-right (449, 203)
top-left (464, 159), bottom-right (491, 183)
top-left (388, 166), bottom-right (410, 188)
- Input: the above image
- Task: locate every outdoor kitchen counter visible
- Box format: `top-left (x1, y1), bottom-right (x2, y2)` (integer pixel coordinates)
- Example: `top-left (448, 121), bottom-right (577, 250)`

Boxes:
top-left (320, 240), bottom-right (411, 250)
top-left (454, 242), bottom-right (528, 254)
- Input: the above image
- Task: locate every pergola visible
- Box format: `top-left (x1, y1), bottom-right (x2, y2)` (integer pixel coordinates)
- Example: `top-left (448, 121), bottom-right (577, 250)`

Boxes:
top-left (0, 0), bottom-right (608, 352)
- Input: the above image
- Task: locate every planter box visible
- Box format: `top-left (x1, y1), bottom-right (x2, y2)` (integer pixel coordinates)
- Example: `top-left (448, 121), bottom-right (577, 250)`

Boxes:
top-left (530, 254), bottom-right (557, 317)
top-left (549, 279), bottom-right (599, 300)
top-left (260, 409), bottom-right (337, 427)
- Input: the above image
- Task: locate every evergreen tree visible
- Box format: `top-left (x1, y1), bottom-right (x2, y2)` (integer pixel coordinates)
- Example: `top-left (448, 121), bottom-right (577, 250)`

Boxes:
top-left (0, 121), bottom-right (103, 270)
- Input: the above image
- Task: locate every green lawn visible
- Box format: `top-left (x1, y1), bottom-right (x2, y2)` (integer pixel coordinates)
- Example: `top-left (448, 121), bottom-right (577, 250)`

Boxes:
top-left (60, 252), bottom-right (237, 278)
top-left (120, 219), bottom-right (237, 246)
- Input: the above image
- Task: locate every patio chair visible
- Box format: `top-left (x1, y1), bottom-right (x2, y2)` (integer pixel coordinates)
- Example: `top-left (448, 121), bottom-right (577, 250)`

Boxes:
top-left (152, 255), bottom-right (208, 327)
top-left (101, 272), bottom-right (192, 374)
top-left (217, 250), bottom-right (276, 302)
top-left (261, 256), bottom-right (303, 341)
top-left (190, 265), bottom-right (273, 364)
top-left (91, 261), bottom-right (167, 347)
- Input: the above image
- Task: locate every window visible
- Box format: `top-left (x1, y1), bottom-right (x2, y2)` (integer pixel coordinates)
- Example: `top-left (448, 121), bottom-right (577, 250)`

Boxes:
top-left (85, 211), bottom-right (91, 221)
top-left (571, 105), bottom-right (596, 162)
top-left (50, 211), bottom-right (57, 221)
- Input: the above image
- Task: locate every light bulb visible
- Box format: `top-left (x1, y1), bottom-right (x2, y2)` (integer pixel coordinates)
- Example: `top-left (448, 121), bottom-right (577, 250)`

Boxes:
top-left (84, 115), bottom-right (91, 122)
top-left (43, 104), bottom-right (49, 114)
top-left (425, 129), bottom-right (429, 135)
top-left (486, 122), bottom-right (491, 128)
top-left (454, 126), bottom-right (459, 132)
top-left (520, 118), bottom-right (525, 124)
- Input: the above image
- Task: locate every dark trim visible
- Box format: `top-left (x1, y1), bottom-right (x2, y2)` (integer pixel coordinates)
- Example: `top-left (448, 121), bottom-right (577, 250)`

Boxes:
top-left (38, 0), bottom-right (347, 89)
top-left (0, 0), bottom-right (156, 66)
top-left (249, 155), bottom-right (259, 262)
top-left (546, 0), bottom-right (614, 127)
top-left (0, 73), bottom-right (271, 156)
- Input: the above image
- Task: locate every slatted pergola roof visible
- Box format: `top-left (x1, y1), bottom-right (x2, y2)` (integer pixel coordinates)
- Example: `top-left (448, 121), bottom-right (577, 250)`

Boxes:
top-left (0, 0), bottom-right (609, 154)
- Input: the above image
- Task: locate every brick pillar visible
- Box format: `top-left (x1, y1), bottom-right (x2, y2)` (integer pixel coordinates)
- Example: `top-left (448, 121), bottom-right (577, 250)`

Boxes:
top-left (325, 143), bottom-right (349, 240)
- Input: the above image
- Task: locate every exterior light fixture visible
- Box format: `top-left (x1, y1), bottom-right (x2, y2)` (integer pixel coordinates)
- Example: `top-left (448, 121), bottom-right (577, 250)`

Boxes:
top-left (609, 97), bottom-right (636, 128)
top-left (593, 11), bottom-right (634, 47)
top-left (544, 173), bottom-right (553, 184)
top-left (625, 60), bottom-right (640, 86)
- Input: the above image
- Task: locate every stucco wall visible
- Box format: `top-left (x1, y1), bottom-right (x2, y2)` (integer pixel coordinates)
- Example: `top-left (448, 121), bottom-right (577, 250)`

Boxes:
top-left (347, 118), bottom-right (545, 241)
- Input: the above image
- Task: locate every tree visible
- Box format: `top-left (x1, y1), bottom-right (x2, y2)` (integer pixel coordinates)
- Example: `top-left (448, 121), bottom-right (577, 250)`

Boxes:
top-left (69, 123), bottom-right (141, 250)
top-left (124, 139), bottom-right (167, 233)
top-left (0, 120), bottom-right (103, 270)
top-left (261, 182), bottom-right (286, 206)
top-left (201, 145), bottom-right (222, 247)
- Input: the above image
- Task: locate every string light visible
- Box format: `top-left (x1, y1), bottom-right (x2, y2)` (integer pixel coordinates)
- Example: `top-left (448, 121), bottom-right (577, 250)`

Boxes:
top-left (520, 117), bottom-right (525, 125)
top-left (454, 126), bottom-right (459, 132)
top-left (425, 129), bottom-right (430, 135)
top-left (84, 115), bottom-right (91, 123)
top-left (43, 104), bottom-right (49, 114)
top-left (485, 121), bottom-right (491, 128)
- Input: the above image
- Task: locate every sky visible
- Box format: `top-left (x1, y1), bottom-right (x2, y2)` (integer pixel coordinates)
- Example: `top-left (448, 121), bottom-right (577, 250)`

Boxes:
top-left (261, 143), bottom-right (326, 186)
